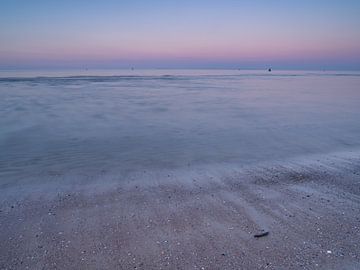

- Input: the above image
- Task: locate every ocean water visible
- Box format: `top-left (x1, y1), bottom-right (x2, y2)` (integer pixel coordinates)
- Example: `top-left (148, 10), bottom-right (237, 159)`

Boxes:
top-left (1, 69), bottom-right (360, 181)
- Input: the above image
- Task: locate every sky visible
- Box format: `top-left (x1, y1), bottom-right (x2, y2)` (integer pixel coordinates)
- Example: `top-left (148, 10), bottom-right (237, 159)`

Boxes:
top-left (0, 0), bottom-right (360, 70)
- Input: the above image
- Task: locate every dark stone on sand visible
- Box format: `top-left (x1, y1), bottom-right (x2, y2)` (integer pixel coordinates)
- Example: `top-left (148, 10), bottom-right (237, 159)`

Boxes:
top-left (254, 231), bottom-right (269, 238)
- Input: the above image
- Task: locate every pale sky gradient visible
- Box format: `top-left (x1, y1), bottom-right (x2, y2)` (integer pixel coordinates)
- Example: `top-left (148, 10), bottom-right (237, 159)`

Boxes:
top-left (1, 0), bottom-right (360, 69)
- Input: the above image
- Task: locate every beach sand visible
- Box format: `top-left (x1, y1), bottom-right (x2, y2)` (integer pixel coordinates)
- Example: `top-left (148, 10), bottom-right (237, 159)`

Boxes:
top-left (1, 150), bottom-right (359, 270)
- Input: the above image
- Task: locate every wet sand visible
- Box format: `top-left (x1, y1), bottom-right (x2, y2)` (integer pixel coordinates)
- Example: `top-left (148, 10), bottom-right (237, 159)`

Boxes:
top-left (1, 150), bottom-right (359, 270)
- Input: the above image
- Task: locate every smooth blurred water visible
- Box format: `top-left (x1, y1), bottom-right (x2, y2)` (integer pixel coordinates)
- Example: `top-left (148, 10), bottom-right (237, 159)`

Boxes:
top-left (1, 69), bottom-right (360, 180)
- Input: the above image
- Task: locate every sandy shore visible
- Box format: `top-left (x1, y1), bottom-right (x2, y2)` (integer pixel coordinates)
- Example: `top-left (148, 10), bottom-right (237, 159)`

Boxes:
top-left (1, 150), bottom-right (360, 270)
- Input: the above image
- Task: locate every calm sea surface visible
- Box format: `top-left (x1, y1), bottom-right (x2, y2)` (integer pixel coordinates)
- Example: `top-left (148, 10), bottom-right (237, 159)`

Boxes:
top-left (1, 69), bottom-right (360, 180)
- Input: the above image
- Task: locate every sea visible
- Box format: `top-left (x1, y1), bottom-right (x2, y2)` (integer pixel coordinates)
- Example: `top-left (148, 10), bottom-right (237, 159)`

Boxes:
top-left (1, 69), bottom-right (360, 183)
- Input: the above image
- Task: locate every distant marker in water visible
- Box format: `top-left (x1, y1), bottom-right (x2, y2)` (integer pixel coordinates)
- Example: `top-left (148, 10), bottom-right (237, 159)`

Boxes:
top-left (268, 68), bottom-right (272, 72)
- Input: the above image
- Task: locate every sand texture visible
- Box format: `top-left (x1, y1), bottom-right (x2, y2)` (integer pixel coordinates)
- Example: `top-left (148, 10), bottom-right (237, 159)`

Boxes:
top-left (1, 150), bottom-right (359, 269)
